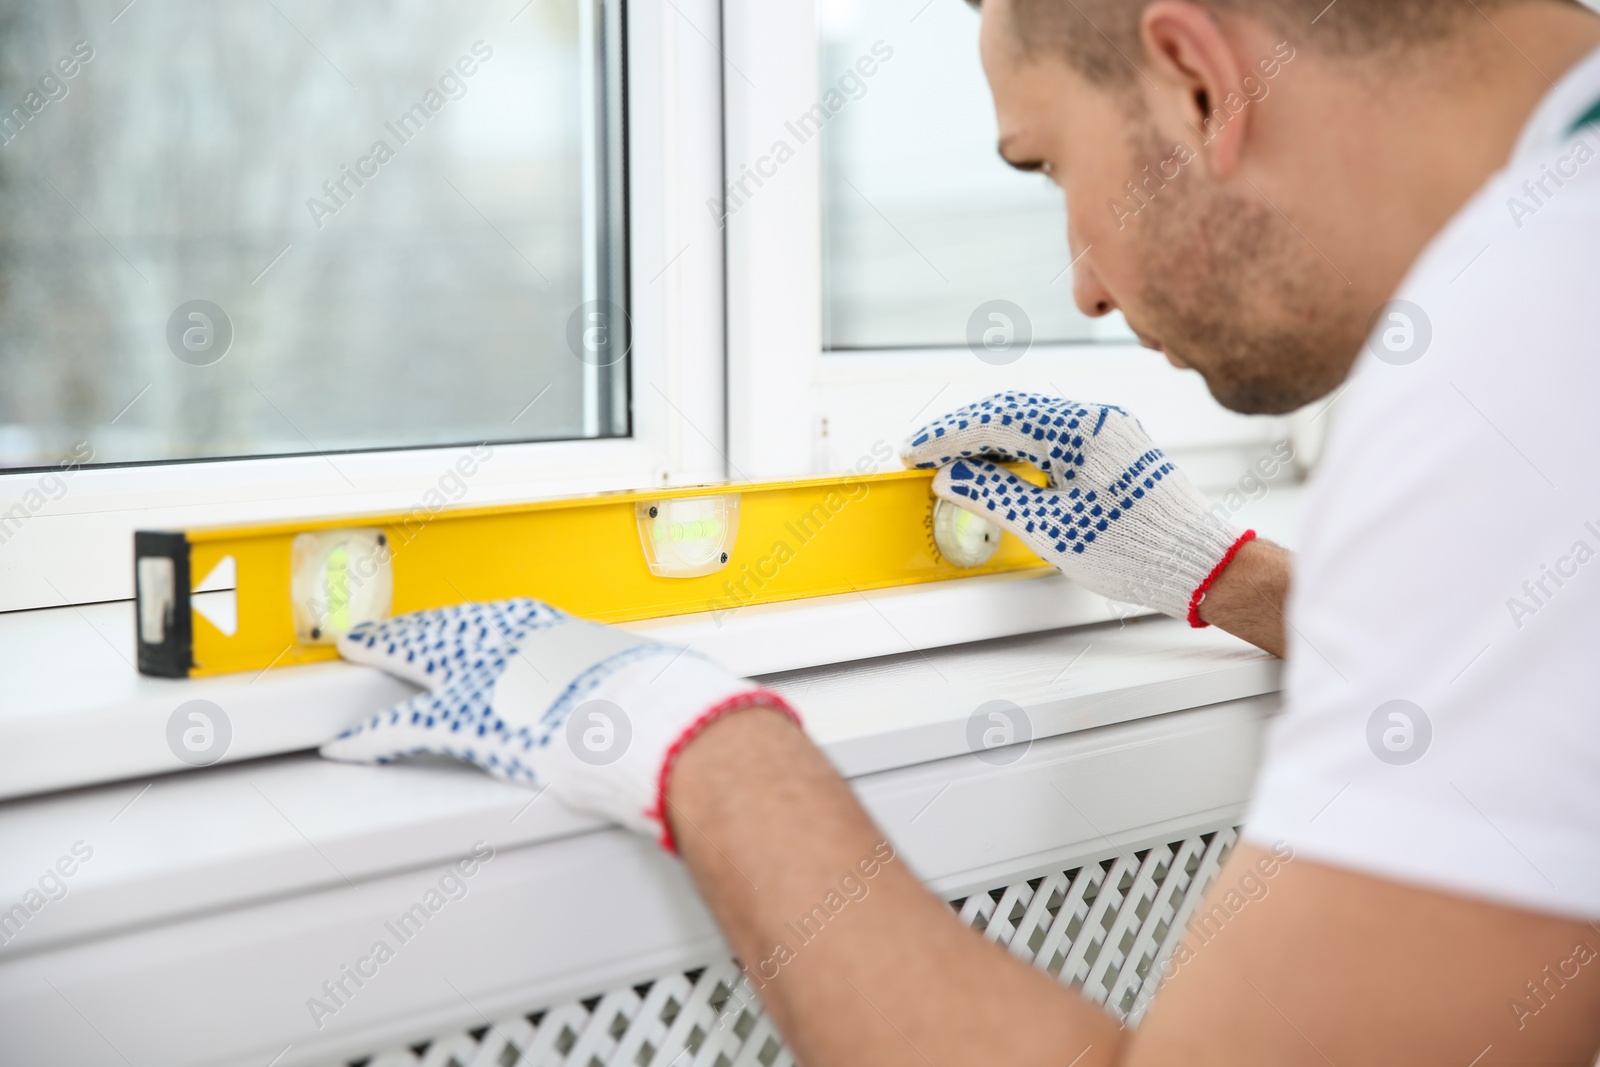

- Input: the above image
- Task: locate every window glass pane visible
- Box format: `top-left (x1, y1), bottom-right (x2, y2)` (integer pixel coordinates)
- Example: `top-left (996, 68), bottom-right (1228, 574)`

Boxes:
top-left (0, 0), bottom-right (627, 470)
top-left (819, 0), bottom-right (1132, 350)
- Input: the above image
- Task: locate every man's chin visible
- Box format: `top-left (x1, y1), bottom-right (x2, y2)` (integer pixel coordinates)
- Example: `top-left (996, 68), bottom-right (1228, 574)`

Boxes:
top-left (1200, 367), bottom-right (1337, 417)
top-left (1145, 317), bottom-right (1364, 416)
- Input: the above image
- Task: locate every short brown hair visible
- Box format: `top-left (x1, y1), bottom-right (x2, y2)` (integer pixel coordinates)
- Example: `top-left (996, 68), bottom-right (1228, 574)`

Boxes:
top-left (974, 0), bottom-right (1548, 85)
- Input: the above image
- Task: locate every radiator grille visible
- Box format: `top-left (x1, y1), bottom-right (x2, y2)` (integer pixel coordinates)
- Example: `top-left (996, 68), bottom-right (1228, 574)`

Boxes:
top-left (342, 827), bottom-right (1237, 1067)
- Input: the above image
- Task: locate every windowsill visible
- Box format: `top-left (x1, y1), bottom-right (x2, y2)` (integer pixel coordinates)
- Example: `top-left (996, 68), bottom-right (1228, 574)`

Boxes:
top-left (0, 614), bottom-right (1280, 962)
top-left (4, 571), bottom-right (1136, 801)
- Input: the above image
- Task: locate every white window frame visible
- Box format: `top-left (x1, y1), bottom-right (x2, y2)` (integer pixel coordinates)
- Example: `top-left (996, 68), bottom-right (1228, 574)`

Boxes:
top-left (0, 0), bottom-right (730, 614)
top-left (0, 0), bottom-right (1316, 801)
top-left (722, 0), bottom-right (1295, 483)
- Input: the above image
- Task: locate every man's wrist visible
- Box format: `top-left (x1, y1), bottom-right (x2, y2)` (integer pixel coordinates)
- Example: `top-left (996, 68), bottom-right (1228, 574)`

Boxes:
top-left (653, 696), bottom-right (802, 853)
top-left (1186, 529), bottom-right (1259, 628)
top-left (1193, 537), bottom-right (1291, 657)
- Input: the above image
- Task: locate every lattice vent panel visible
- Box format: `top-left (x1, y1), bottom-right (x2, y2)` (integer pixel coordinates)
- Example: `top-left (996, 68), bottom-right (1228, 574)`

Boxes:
top-left (337, 827), bottom-right (1237, 1067)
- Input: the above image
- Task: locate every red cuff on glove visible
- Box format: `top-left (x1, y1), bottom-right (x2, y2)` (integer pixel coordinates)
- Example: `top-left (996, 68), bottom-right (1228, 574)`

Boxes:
top-left (648, 689), bottom-right (803, 854)
top-left (1186, 529), bottom-right (1257, 629)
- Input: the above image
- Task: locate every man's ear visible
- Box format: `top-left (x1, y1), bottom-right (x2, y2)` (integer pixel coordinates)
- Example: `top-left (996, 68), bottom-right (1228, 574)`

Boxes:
top-left (1138, 1), bottom-right (1250, 179)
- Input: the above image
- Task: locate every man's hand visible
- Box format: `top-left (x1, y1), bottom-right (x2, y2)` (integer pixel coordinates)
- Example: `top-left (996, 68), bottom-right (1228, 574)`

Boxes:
top-left (905, 392), bottom-right (1285, 652)
top-left (319, 598), bottom-right (795, 849)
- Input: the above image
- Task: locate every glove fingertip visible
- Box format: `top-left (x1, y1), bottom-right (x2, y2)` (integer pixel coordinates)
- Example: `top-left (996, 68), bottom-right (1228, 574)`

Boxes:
top-left (929, 462), bottom-right (990, 512)
top-left (899, 429), bottom-right (946, 467)
top-left (931, 455), bottom-right (1003, 483)
top-left (320, 724), bottom-right (414, 765)
top-left (933, 458), bottom-right (1054, 517)
top-left (333, 615), bottom-right (397, 658)
top-left (317, 736), bottom-right (372, 763)
top-left (930, 456), bottom-right (971, 482)
top-left (334, 631), bottom-right (372, 658)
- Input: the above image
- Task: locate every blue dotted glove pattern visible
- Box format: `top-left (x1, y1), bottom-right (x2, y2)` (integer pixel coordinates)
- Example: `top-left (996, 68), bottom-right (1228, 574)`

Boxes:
top-left (905, 392), bottom-right (1174, 560)
top-left (904, 392), bottom-right (1129, 484)
top-left (903, 391), bottom-right (1240, 617)
top-left (942, 452), bottom-right (1176, 556)
top-left (325, 598), bottom-right (684, 784)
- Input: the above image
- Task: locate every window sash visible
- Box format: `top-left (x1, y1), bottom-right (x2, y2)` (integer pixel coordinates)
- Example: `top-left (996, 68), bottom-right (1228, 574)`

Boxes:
top-left (0, 0), bottom-right (731, 612)
top-left (722, 0), bottom-right (1291, 482)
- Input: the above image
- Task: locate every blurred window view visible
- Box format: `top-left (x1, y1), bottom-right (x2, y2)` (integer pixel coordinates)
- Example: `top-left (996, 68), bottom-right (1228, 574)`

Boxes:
top-left (818, 0), bottom-right (1134, 351)
top-left (0, 0), bottom-right (627, 471)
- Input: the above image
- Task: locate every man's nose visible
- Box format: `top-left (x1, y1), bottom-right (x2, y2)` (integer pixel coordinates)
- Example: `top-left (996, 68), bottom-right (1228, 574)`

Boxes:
top-left (1070, 244), bottom-right (1118, 319)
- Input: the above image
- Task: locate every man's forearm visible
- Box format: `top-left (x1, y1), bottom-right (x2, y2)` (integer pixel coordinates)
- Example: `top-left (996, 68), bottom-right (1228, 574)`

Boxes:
top-left (663, 536), bottom-right (1289, 1065)
top-left (668, 707), bottom-right (1128, 1067)
top-left (1196, 537), bottom-right (1290, 657)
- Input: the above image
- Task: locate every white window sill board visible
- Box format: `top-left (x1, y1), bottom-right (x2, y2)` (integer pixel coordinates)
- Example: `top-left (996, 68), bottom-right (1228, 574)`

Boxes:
top-left (0, 615), bottom-right (1278, 957)
top-left (0, 572), bottom-right (1134, 801)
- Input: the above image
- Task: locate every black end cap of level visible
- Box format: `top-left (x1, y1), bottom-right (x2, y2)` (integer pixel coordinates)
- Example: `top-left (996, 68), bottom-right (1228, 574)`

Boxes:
top-left (134, 530), bottom-right (193, 678)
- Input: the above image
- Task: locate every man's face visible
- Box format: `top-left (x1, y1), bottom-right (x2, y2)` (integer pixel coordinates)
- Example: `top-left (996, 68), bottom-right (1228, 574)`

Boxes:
top-left (980, 0), bottom-right (1363, 415)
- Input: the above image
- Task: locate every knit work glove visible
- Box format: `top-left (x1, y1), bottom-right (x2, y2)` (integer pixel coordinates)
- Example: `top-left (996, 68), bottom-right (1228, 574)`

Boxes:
top-left (903, 392), bottom-right (1253, 625)
top-left (320, 599), bottom-right (797, 850)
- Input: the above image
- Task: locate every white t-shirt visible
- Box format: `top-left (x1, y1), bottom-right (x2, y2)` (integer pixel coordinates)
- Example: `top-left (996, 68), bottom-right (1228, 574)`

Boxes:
top-left (1242, 47), bottom-right (1600, 919)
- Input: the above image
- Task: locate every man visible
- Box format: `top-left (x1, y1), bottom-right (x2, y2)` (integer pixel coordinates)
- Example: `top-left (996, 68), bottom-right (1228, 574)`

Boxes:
top-left (325, 0), bottom-right (1600, 1061)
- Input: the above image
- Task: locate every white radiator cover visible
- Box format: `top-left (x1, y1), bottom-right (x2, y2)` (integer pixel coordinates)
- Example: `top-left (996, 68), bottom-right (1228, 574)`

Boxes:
top-left (338, 828), bottom-right (1237, 1067)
